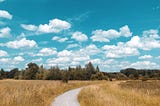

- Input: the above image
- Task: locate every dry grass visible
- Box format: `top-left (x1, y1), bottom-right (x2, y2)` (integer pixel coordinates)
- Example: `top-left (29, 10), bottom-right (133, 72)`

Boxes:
top-left (78, 80), bottom-right (160, 106)
top-left (0, 79), bottom-right (99, 106)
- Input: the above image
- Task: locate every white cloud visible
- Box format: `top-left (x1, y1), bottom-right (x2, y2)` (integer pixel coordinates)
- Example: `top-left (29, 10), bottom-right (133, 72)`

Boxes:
top-left (21, 18), bottom-right (71, 34)
top-left (31, 58), bottom-right (42, 62)
top-left (91, 25), bottom-right (132, 42)
top-left (52, 36), bottom-right (68, 42)
top-left (58, 37), bottom-right (68, 42)
top-left (82, 44), bottom-right (100, 55)
top-left (2, 38), bottom-right (37, 49)
top-left (0, 58), bottom-right (10, 63)
top-left (71, 31), bottom-right (88, 42)
top-left (129, 61), bottom-right (160, 69)
top-left (156, 56), bottom-right (160, 59)
top-left (0, 10), bottom-right (12, 19)
top-left (47, 57), bottom-right (70, 67)
top-left (13, 56), bottom-right (24, 62)
top-left (143, 29), bottom-right (159, 38)
top-left (126, 29), bottom-right (160, 50)
top-left (127, 35), bottom-right (160, 50)
top-left (103, 42), bottom-right (139, 58)
top-left (90, 31), bottom-right (110, 42)
top-left (37, 48), bottom-right (57, 56)
top-left (0, 27), bottom-right (11, 38)
top-left (73, 55), bottom-right (90, 62)
top-left (119, 25), bottom-right (132, 37)
top-left (21, 24), bottom-right (38, 31)
top-left (139, 55), bottom-right (153, 59)
top-left (0, 50), bottom-right (8, 57)
top-left (46, 48), bottom-right (92, 68)
top-left (89, 59), bottom-right (102, 64)
top-left (58, 50), bottom-right (72, 57)
top-left (66, 43), bottom-right (79, 49)
top-left (0, 0), bottom-right (5, 2)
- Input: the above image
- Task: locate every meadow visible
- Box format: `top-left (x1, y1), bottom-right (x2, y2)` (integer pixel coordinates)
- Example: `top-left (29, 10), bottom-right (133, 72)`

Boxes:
top-left (78, 80), bottom-right (160, 106)
top-left (1, 79), bottom-right (160, 106)
top-left (0, 80), bottom-right (99, 106)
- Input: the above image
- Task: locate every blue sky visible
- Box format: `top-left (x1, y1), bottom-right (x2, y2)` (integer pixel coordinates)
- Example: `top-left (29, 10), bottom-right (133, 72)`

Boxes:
top-left (0, 0), bottom-right (160, 71)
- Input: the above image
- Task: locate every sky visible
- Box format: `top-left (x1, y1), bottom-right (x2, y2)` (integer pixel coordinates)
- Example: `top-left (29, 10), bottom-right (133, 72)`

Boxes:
top-left (0, 0), bottom-right (160, 72)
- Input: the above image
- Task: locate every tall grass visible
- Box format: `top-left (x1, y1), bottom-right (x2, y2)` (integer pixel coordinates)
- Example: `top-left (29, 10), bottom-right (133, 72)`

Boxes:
top-left (78, 80), bottom-right (160, 106)
top-left (0, 80), bottom-right (98, 106)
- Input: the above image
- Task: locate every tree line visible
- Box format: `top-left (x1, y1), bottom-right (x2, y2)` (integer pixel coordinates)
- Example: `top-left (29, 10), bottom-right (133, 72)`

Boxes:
top-left (0, 62), bottom-right (160, 81)
top-left (0, 62), bottom-right (108, 82)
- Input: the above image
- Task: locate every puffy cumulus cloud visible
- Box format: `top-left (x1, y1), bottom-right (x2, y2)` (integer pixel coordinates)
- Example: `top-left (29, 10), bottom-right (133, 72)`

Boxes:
top-left (1, 38), bottom-right (37, 49)
top-left (156, 56), bottom-right (160, 59)
top-left (47, 45), bottom-right (100, 68)
top-left (127, 35), bottom-right (160, 50)
top-left (90, 30), bottom-right (110, 42)
top-left (66, 43), bottom-right (80, 49)
top-left (0, 56), bottom-right (25, 70)
top-left (103, 42), bottom-right (139, 58)
top-left (126, 29), bottom-right (160, 50)
top-left (73, 55), bottom-right (90, 62)
top-left (21, 18), bottom-right (71, 34)
top-left (80, 44), bottom-right (100, 55)
top-left (0, 10), bottom-right (12, 19)
top-left (91, 25), bottom-right (132, 42)
top-left (0, 0), bottom-right (5, 2)
top-left (139, 55), bottom-right (153, 59)
top-left (13, 56), bottom-right (24, 62)
top-left (89, 59), bottom-right (102, 65)
top-left (58, 50), bottom-right (72, 57)
top-left (71, 31), bottom-right (88, 42)
top-left (89, 59), bottom-right (128, 71)
top-left (46, 49), bottom-right (91, 68)
top-left (0, 58), bottom-right (10, 63)
top-left (0, 56), bottom-right (24, 63)
top-left (119, 25), bottom-right (132, 37)
top-left (129, 61), bottom-right (160, 69)
top-left (37, 48), bottom-right (57, 56)
top-left (0, 27), bottom-right (11, 38)
top-left (21, 24), bottom-right (38, 31)
top-left (0, 50), bottom-right (8, 57)
top-left (31, 58), bottom-right (42, 62)
top-left (142, 29), bottom-right (159, 38)
top-left (47, 57), bottom-right (70, 67)
top-left (52, 36), bottom-right (68, 42)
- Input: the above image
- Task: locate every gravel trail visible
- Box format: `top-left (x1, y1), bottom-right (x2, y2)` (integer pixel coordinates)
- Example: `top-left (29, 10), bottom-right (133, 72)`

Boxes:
top-left (52, 87), bottom-right (83, 106)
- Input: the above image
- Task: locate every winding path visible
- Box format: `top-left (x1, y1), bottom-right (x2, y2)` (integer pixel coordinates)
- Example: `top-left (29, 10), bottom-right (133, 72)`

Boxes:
top-left (52, 87), bottom-right (83, 106)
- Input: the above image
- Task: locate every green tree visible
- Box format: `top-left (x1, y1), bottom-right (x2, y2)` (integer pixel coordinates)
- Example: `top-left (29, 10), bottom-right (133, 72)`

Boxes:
top-left (8, 68), bottom-right (19, 78)
top-left (96, 65), bottom-right (100, 72)
top-left (85, 62), bottom-right (96, 79)
top-left (24, 63), bottom-right (39, 80)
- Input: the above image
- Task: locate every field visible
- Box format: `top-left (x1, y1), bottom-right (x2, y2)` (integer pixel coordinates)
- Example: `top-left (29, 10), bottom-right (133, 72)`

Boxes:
top-left (0, 80), bottom-right (99, 106)
top-left (1, 80), bottom-right (160, 106)
top-left (78, 80), bottom-right (160, 106)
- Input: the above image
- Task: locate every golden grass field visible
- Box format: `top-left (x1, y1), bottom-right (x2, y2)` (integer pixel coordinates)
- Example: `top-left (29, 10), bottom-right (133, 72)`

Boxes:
top-left (1, 80), bottom-right (160, 106)
top-left (78, 80), bottom-right (160, 106)
top-left (0, 80), bottom-right (100, 106)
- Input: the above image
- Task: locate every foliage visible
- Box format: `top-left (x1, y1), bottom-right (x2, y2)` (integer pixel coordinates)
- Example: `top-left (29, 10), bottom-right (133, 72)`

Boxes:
top-left (1, 63), bottom-right (160, 81)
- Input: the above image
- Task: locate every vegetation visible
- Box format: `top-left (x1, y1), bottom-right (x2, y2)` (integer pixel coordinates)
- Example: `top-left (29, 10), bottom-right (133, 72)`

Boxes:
top-left (0, 62), bottom-right (107, 81)
top-left (120, 68), bottom-right (160, 80)
top-left (78, 80), bottom-right (160, 106)
top-left (0, 62), bottom-right (160, 106)
top-left (0, 80), bottom-right (100, 106)
top-left (1, 62), bottom-right (160, 81)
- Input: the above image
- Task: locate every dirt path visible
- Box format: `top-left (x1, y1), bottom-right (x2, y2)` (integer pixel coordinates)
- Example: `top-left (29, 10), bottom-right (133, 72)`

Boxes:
top-left (52, 87), bottom-right (83, 106)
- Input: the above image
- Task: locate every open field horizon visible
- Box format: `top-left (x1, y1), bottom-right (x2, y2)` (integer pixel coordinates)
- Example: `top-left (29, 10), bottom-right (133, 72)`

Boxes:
top-left (78, 80), bottom-right (160, 106)
top-left (0, 79), bottom-right (160, 106)
top-left (0, 80), bottom-right (101, 106)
